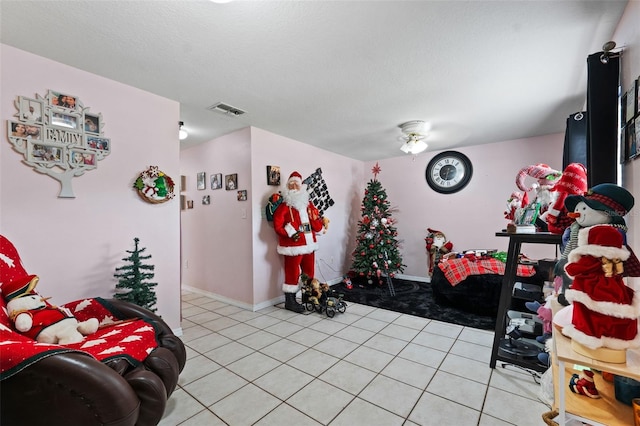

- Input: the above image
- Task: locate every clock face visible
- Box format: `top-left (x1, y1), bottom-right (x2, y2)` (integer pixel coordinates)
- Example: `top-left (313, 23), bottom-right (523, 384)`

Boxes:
top-left (425, 151), bottom-right (473, 194)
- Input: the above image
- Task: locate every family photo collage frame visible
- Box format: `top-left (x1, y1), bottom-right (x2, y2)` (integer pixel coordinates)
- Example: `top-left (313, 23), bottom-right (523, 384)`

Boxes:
top-left (6, 90), bottom-right (111, 198)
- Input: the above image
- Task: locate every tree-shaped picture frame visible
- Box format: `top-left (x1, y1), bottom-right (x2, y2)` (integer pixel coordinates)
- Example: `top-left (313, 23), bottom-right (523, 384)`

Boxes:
top-left (6, 90), bottom-right (111, 198)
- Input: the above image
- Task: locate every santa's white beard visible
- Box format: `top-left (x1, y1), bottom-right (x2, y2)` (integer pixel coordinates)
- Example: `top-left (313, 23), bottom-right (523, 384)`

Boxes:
top-left (283, 188), bottom-right (309, 212)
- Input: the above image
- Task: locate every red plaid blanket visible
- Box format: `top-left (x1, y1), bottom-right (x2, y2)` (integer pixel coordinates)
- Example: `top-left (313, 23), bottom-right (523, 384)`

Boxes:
top-left (437, 257), bottom-right (536, 286)
top-left (1, 297), bottom-right (159, 380)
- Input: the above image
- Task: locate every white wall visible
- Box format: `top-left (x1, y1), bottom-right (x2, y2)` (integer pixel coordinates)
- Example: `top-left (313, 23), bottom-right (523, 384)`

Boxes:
top-left (0, 45), bottom-right (182, 330)
top-left (615, 0), bottom-right (640, 290)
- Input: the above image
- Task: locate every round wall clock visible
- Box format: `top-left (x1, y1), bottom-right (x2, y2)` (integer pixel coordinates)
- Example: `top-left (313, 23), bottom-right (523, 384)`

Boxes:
top-left (425, 151), bottom-right (473, 194)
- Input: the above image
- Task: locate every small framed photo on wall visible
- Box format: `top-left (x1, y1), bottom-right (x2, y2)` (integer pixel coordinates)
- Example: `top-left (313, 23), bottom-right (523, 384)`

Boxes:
top-left (210, 173), bottom-right (222, 190)
top-left (225, 173), bottom-right (237, 190)
top-left (636, 76), bottom-right (640, 116)
top-left (18, 96), bottom-right (43, 123)
top-left (627, 121), bottom-right (637, 161)
top-left (267, 165), bottom-right (280, 186)
top-left (197, 172), bottom-right (206, 190)
top-left (626, 85), bottom-right (636, 123)
top-left (84, 113), bottom-right (100, 134)
top-left (48, 90), bottom-right (79, 111)
top-left (237, 190), bottom-right (247, 201)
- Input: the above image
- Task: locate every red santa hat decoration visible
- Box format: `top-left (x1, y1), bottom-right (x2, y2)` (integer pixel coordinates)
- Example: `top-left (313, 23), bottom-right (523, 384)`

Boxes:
top-left (546, 163), bottom-right (588, 234)
top-left (0, 235), bottom-right (39, 301)
top-left (562, 224), bottom-right (640, 361)
top-left (287, 171), bottom-right (303, 186)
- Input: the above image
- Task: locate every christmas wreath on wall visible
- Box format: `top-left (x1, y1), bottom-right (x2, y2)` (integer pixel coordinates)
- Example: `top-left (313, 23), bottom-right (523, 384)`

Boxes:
top-left (133, 166), bottom-right (175, 204)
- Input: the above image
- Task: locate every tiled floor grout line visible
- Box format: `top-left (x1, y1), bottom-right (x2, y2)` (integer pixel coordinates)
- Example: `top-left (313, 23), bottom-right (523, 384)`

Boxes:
top-left (177, 296), bottom-right (547, 425)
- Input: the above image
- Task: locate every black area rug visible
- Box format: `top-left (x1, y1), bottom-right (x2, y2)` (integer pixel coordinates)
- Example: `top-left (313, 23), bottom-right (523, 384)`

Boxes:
top-left (332, 277), bottom-right (496, 330)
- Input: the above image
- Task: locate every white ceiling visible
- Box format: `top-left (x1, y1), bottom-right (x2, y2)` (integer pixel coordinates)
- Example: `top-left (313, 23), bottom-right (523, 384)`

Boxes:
top-left (0, 0), bottom-right (629, 161)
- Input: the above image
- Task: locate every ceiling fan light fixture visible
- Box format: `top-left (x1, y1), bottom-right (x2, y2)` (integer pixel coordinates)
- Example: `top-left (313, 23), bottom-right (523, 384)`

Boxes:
top-left (398, 120), bottom-right (429, 154)
top-left (400, 138), bottom-right (428, 154)
top-left (179, 121), bottom-right (188, 140)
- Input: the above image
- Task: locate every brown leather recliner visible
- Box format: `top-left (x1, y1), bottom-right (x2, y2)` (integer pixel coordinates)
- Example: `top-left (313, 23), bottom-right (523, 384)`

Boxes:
top-left (0, 298), bottom-right (186, 426)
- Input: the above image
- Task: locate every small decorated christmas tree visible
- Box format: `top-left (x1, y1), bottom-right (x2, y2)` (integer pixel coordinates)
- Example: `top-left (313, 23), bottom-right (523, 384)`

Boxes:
top-left (351, 163), bottom-right (405, 284)
top-left (114, 237), bottom-right (157, 312)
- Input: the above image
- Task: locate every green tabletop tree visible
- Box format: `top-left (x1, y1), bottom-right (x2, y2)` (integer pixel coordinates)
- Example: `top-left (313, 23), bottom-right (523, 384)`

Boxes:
top-left (114, 237), bottom-right (157, 312)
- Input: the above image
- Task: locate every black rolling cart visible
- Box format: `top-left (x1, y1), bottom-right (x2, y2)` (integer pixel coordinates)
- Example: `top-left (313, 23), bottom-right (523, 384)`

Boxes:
top-left (490, 231), bottom-right (561, 374)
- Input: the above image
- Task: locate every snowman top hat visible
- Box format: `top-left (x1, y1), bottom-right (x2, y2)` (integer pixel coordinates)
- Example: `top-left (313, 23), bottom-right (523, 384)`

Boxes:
top-left (565, 183), bottom-right (634, 218)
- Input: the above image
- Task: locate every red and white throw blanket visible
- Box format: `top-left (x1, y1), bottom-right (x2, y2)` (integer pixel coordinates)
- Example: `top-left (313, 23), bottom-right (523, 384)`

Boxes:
top-left (1, 297), bottom-right (159, 380)
top-left (438, 257), bottom-right (536, 286)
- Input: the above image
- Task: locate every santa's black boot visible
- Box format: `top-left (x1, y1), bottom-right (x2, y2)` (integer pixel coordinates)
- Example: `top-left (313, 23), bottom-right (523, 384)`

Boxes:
top-left (284, 293), bottom-right (304, 313)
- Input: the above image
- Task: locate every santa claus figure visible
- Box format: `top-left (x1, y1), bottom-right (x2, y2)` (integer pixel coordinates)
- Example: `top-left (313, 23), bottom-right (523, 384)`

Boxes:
top-left (273, 171), bottom-right (325, 313)
top-left (515, 163), bottom-right (561, 216)
top-left (425, 228), bottom-right (453, 276)
top-left (562, 224), bottom-right (640, 362)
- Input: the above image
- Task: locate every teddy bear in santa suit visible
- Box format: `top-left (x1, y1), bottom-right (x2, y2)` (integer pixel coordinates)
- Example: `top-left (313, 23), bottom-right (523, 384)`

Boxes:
top-left (272, 171), bottom-right (325, 313)
top-left (562, 224), bottom-right (640, 361)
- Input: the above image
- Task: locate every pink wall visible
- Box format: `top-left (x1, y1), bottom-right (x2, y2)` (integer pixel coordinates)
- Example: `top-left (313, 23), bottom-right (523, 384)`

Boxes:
top-left (181, 125), bottom-right (564, 308)
top-left (0, 45), bottom-right (182, 330)
top-left (180, 127), bottom-right (364, 308)
top-left (249, 127), bottom-right (364, 306)
top-left (371, 134), bottom-right (565, 278)
top-left (615, 0), bottom-right (640, 291)
top-left (179, 128), bottom-right (255, 307)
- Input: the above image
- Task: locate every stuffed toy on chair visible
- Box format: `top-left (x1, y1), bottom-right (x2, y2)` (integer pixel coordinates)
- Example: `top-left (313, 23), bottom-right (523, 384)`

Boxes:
top-left (1, 235), bottom-right (98, 345)
top-left (4, 277), bottom-right (99, 345)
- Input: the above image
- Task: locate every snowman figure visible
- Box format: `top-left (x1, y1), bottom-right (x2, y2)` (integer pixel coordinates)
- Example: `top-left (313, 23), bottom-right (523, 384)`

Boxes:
top-left (555, 183), bottom-right (638, 306)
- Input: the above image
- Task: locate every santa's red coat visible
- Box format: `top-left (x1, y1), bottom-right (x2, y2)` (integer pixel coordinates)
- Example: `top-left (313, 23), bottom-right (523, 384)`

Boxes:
top-left (273, 201), bottom-right (323, 256)
top-left (564, 255), bottom-right (640, 349)
top-left (17, 306), bottom-right (72, 341)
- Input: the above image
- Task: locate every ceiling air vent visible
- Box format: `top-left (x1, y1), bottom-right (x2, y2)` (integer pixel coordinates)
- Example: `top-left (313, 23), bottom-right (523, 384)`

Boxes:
top-left (207, 102), bottom-right (246, 117)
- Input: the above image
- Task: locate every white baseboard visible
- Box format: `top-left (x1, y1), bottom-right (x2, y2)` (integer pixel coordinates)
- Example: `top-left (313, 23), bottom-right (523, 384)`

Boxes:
top-left (181, 273), bottom-right (430, 315)
top-left (182, 284), bottom-right (283, 312)
top-left (395, 273), bottom-right (431, 283)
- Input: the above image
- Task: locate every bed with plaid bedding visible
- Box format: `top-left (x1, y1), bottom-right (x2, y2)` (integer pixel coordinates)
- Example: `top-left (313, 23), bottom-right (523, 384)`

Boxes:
top-left (437, 257), bottom-right (536, 286)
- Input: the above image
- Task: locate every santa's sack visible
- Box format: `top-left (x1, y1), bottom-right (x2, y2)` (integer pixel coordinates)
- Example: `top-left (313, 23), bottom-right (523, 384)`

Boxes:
top-left (265, 192), bottom-right (282, 222)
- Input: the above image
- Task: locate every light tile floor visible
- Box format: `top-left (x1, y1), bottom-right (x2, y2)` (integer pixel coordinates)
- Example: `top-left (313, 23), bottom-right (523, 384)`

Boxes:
top-left (159, 292), bottom-right (551, 425)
